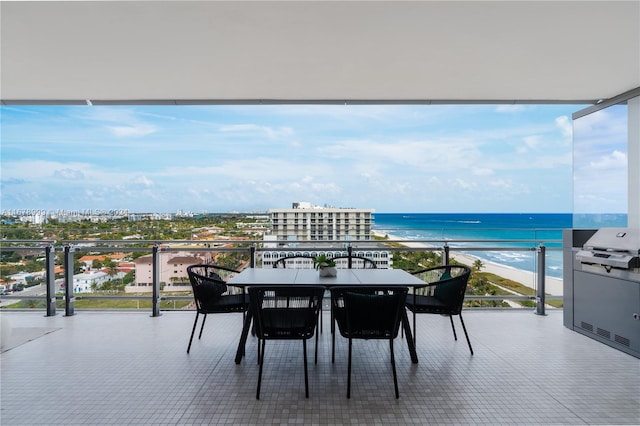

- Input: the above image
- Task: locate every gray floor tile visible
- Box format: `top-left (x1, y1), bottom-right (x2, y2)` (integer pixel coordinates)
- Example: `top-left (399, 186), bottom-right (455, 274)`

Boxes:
top-left (1, 309), bottom-right (638, 425)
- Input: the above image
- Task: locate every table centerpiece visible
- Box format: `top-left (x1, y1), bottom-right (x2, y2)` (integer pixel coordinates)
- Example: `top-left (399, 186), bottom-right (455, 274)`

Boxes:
top-left (313, 254), bottom-right (337, 277)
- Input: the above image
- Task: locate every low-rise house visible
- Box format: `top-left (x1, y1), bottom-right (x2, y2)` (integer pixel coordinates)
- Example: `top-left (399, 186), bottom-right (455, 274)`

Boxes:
top-left (78, 253), bottom-right (130, 270)
top-left (129, 251), bottom-right (212, 293)
top-left (73, 270), bottom-right (109, 292)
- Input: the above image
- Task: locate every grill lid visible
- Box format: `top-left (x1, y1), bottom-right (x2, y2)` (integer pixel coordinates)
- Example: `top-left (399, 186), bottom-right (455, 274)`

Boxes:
top-left (576, 228), bottom-right (640, 269)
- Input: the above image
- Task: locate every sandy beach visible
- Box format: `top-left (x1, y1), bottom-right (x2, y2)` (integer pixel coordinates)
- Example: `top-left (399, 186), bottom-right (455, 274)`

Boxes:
top-left (373, 231), bottom-right (563, 295)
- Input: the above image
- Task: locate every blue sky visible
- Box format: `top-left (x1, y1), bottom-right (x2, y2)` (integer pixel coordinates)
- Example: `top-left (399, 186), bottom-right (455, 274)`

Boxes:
top-left (1, 103), bottom-right (623, 214)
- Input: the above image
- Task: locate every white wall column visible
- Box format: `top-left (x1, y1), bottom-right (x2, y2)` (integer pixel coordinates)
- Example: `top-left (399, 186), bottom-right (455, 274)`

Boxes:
top-left (629, 96), bottom-right (640, 229)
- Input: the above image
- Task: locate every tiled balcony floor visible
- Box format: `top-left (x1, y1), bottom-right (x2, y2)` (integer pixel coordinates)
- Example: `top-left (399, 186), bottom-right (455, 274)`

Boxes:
top-left (1, 309), bottom-right (638, 425)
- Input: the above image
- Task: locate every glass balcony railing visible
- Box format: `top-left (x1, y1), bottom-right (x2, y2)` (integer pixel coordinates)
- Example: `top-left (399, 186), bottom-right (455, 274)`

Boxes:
top-left (0, 237), bottom-right (561, 316)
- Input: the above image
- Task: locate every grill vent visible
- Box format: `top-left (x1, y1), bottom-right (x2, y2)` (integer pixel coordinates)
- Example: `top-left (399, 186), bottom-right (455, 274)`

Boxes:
top-left (597, 328), bottom-right (611, 339)
top-left (614, 335), bottom-right (630, 347)
top-left (581, 322), bottom-right (593, 332)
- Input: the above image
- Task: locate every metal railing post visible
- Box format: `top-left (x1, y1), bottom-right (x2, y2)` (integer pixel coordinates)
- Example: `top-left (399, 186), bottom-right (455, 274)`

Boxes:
top-left (535, 243), bottom-right (546, 316)
top-left (45, 244), bottom-right (56, 316)
top-left (250, 245), bottom-right (256, 268)
top-left (64, 245), bottom-right (75, 316)
top-left (151, 244), bottom-right (161, 317)
top-left (443, 243), bottom-right (450, 265)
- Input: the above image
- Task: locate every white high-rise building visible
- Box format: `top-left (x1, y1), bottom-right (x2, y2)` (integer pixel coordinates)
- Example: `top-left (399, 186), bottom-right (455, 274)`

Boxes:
top-left (264, 203), bottom-right (391, 268)
top-left (269, 203), bottom-right (374, 242)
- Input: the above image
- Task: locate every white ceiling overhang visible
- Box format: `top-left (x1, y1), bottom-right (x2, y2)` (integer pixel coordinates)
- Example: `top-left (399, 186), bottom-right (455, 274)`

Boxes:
top-left (1, 1), bottom-right (639, 105)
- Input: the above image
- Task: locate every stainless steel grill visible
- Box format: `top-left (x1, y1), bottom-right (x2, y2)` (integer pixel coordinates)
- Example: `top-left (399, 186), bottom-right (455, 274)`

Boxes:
top-left (576, 227), bottom-right (640, 272)
top-left (568, 227), bottom-right (640, 358)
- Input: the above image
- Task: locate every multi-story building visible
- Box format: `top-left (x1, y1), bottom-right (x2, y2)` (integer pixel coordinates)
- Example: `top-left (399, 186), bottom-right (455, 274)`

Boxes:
top-left (129, 250), bottom-right (213, 293)
top-left (72, 270), bottom-right (112, 293)
top-left (261, 247), bottom-right (392, 269)
top-left (264, 202), bottom-right (391, 268)
top-left (269, 202), bottom-right (374, 242)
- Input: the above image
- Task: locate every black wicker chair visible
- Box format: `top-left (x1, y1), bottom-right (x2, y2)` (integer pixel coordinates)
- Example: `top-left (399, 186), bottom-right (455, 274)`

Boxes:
top-left (330, 286), bottom-right (408, 399)
top-left (186, 264), bottom-right (248, 354)
top-left (248, 285), bottom-right (325, 399)
top-left (273, 254), bottom-right (326, 335)
top-left (407, 265), bottom-right (473, 354)
top-left (328, 256), bottom-right (377, 352)
top-left (272, 255), bottom-right (316, 269)
top-left (332, 255), bottom-right (377, 269)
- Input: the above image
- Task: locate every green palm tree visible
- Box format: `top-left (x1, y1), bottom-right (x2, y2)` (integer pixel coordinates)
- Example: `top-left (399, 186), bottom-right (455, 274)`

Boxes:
top-left (473, 259), bottom-right (484, 272)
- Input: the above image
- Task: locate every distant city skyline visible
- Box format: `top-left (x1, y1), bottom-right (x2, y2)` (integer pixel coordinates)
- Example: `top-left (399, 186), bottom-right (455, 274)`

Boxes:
top-left (1, 103), bottom-right (625, 214)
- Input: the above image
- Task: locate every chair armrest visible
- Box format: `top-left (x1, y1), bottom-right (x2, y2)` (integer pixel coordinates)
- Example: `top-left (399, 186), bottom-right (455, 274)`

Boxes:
top-left (208, 265), bottom-right (241, 274)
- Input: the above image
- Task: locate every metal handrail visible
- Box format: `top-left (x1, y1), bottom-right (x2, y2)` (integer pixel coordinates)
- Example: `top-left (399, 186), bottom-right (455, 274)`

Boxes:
top-left (0, 238), bottom-right (559, 316)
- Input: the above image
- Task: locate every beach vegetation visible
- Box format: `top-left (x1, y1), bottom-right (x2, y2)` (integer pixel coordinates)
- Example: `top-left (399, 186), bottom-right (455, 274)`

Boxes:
top-left (473, 259), bottom-right (484, 272)
top-left (383, 245), bottom-right (550, 308)
top-left (467, 271), bottom-right (562, 308)
top-left (387, 249), bottom-right (442, 272)
top-left (465, 275), bottom-right (511, 307)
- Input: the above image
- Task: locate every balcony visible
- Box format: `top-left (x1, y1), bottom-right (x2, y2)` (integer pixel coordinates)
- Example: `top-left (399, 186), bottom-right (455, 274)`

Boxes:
top-left (1, 237), bottom-right (562, 315)
top-left (1, 308), bottom-right (638, 425)
top-left (1, 237), bottom-right (638, 423)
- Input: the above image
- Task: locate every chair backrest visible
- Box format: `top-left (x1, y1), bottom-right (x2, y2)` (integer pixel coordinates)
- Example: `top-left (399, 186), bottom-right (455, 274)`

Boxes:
top-left (331, 286), bottom-right (408, 340)
top-left (411, 265), bottom-right (471, 312)
top-left (272, 255), bottom-right (317, 269)
top-left (248, 285), bottom-right (325, 340)
top-left (332, 255), bottom-right (377, 269)
top-left (187, 264), bottom-right (240, 310)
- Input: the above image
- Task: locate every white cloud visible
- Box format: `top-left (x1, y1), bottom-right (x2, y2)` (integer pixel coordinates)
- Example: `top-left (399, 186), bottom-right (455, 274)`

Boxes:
top-left (79, 107), bottom-right (159, 138)
top-left (53, 168), bottom-right (85, 180)
top-left (321, 137), bottom-right (482, 173)
top-left (523, 135), bottom-right (541, 150)
top-left (453, 178), bottom-right (477, 190)
top-left (0, 103), bottom-right (586, 212)
top-left (489, 179), bottom-right (512, 189)
top-left (530, 152), bottom-right (573, 169)
top-left (472, 167), bottom-right (494, 176)
top-left (131, 175), bottom-right (154, 188)
top-left (108, 124), bottom-right (157, 138)
top-left (2, 160), bottom-right (93, 180)
top-left (427, 176), bottom-right (443, 186)
top-left (589, 150), bottom-right (627, 170)
top-left (555, 115), bottom-right (572, 138)
top-left (0, 178), bottom-right (28, 185)
top-left (218, 124), bottom-right (294, 139)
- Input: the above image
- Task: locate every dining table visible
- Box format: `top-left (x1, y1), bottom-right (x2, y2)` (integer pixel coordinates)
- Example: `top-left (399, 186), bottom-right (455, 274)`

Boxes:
top-left (228, 268), bottom-right (426, 364)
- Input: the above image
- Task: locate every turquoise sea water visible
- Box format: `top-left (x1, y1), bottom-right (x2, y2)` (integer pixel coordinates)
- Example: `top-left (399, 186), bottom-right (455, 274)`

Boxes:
top-left (372, 213), bottom-right (628, 279)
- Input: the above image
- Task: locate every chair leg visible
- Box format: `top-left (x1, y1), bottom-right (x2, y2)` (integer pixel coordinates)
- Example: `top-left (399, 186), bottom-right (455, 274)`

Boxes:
top-left (303, 340), bottom-right (309, 398)
top-left (412, 311), bottom-right (416, 345)
top-left (332, 323), bottom-right (336, 363)
top-left (253, 321), bottom-right (261, 364)
top-left (458, 313), bottom-right (474, 355)
top-left (390, 338), bottom-right (399, 399)
top-left (315, 327), bottom-right (319, 365)
top-left (449, 314), bottom-right (458, 341)
top-left (347, 338), bottom-right (352, 399)
top-left (256, 339), bottom-right (266, 400)
top-left (187, 312), bottom-right (199, 354)
top-left (257, 338), bottom-right (261, 364)
top-left (198, 313), bottom-right (207, 339)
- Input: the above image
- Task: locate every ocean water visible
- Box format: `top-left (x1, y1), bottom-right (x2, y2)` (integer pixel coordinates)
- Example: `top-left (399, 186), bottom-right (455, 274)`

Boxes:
top-left (372, 213), bottom-right (628, 279)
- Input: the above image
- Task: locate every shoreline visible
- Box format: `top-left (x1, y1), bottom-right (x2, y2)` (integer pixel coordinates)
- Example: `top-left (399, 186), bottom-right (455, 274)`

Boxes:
top-left (373, 230), bottom-right (563, 295)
